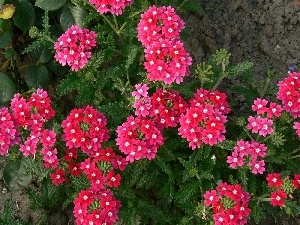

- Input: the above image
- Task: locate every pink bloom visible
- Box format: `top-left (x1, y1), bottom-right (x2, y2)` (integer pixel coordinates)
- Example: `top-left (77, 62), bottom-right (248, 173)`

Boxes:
top-left (54, 25), bottom-right (97, 71)
top-left (266, 173), bottom-right (283, 188)
top-left (270, 190), bottom-right (287, 207)
top-left (252, 98), bottom-right (268, 114)
top-left (50, 168), bottom-right (66, 185)
top-left (292, 174), bottom-right (300, 189)
top-left (248, 159), bottom-right (265, 174)
top-left (258, 117), bottom-right (274, 137)
top-left (246, 116), bottom-right (262, 133)
top-left (89, 0), bottom-right (133, 15)
top-left (137, 5), bottom-right (185, 46)
top-left (293, 122), bottom-right (300, 137)
top-left (277, 72), bottom-right (300, 118)
top-left (204, 190), bottom-right (220, 206)
top-left (132, 84), bottom-right (149, 100)
top-left (266, 102), bottom-right (283, 118)
top-left (226, 151), bottom-right (244, 168)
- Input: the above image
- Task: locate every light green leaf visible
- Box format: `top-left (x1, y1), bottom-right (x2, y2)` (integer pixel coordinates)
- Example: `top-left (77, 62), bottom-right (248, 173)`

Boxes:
top-left (0, 0), bottom-right (4, 8)
top-left (3, 158), bottom-right (32, 192)
top-left (0, 72), bottom-right (16, 103)
top-left (25, 65), bottom-right (49, 88)
top-left (13, 0), bottom-right (35, 33)
top-left (35, 0), bottom-right (66, 11)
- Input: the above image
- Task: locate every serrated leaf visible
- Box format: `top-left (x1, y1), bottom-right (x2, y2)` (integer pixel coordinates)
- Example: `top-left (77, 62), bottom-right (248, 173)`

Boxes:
top-left (0, 30), bottom-right (12, 48)
top-left (25, 65), bottom-right (49, 88)
top-left (57, 73), bottom-right (81, 96)
top-left (35, 0), bottom-right (66, 11)
top-left (13, 0), bottom-right (35, 33)
top-left (3, 158), bottom-right (32, 191)
top-left (0, 72), bottom-right (16, 103)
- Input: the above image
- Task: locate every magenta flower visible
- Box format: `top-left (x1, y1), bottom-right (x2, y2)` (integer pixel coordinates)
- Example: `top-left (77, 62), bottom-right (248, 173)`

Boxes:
top-left (54, 25), bottom-right (97, 71)
top-left (132, 83), bottom-right (149, 100)
top-left (89, 0), bottom-right (134, 15)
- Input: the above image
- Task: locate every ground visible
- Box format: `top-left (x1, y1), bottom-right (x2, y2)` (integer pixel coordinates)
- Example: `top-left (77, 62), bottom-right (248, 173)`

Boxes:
top-left (0, 0), bottom-right (300, 224)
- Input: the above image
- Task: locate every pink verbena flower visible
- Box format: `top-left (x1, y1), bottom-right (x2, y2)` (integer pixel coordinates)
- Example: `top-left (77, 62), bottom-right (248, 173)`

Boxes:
top-left (132, 83), bottom-right (149, 100)
top-left (116, 115), bottom-right (164, 162)
top-left (89, 0), bottom-right (134, 15)
top-left (293, 122), bottom-right (300, 137)
top-left (50, 168), bottom-right (66, 185)
top-left (266, 173), bottom-right (283, 188)
top-left (144, 39), bottom-right (192, 85)
top-left (54, 25), bottom-right (97, 71)
top-left (247, 116), bottom-right (274, 136)
top-left (137, 5), bottom-right (185, 46)
top-left (227, 140), bottom-right (267, 175)
top-left (204, 182), bottom-right (251, 225)
top-left (277, 71), bottom-right (300, 118)
top-left (251, 98), bottom-right (268, 114)
top-left (61, 106), bottom-right (109, 155)
top-left (0, 107), bottom-right (20, 155)
top-left (270, 190), bottom-right (287, 207)
top-left (73, 188), bottom-right (121, 225)
top-left (148, 88), bottom-right (188, 129)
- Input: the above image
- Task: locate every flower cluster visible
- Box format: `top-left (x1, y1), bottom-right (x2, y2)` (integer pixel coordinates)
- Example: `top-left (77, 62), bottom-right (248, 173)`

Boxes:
top-left (277, 71), bottom-right (300, 118)
top-left (204, 182), bottom-right (251, 225)
top-left (178, 88), bottom-right (230, 150)
top-left (73, 188), bottom-right (121, 225)
top-left (1, 89), bottom-right (58, 168)
top-left (61, 105), bottom-right (110, 155)
top-left (266, 173), bottom-right (300, 207)
top-left (137, 6), bottom-right (192, 84)
top-left (89, 0), bottom-right (134, 15)
top-left (116, 115), bottom-right (164, 162)
top-left (137, 5), bottom-right (185, 46)
top-left (227, 140), bottom-right (267, 174)
top-left (54, 25), bottom-right (97, 71)
top-left (247, 98), bottom-right (283, 137)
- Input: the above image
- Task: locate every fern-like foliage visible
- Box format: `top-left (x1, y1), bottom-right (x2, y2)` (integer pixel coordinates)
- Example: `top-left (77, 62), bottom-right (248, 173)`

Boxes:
top-left (0, 198), bottom-right (30, 225)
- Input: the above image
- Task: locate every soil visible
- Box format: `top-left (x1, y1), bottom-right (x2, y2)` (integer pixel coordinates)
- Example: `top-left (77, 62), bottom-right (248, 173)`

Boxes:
top-left (0, 0), bottom-right (300, 224)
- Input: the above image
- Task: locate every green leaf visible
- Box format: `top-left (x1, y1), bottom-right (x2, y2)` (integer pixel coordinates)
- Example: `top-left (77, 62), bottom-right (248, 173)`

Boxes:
top-left (70, 5), bottom-right (88, 28)
top-left (31, 42), bottom-right (53, 63)
top-left (0, 31), bottom-right (12, 48)
top-left (13, 0), bottom-right (35, 33)
top-left (35, 0), bottom-right (66, 11)
top-left (60, 5), bottom-right (75, 31)
top-left (0, 0), bottom-right (4, 8)
top-left (3, 158), bottom-right (32, 191)
top-left (0, 72), bottom-right (16, 103)
top-left (25, 65), bottom-right (49, 88)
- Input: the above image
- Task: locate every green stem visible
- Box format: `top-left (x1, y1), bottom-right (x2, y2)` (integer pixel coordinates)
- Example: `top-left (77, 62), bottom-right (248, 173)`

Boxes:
top-left (113, 14), bottom-right (119, 30)
top-left (44, 36), bottom-right (55, 44)
top-left (212, 62), bottom-right (227, 90)
top-left (101, 14), bottom-right (120, 37)
top-left (259, 77), bottom-right (270, 98)
top-left (243, 128), bottom-right (254, 140)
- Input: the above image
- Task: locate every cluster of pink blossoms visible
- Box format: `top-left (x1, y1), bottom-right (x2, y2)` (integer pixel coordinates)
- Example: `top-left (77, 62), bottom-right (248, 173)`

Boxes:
top-left (0, 89), bottom-right (58, 169)
top-left (89, 0), bottom-right (134, 15)
top-left (178, 88), bottom-right (230, 150)
top-left (71, 147), bottom-right (126, 224)
top-left (226, 140), bottom-right (267, 174)
top-left (247, 98), bottom-right (282, 137)
top-left (203, 182), bottom-right (251, 225)
top-left (116, 115), bottom-right (164, 162)
top-left (56, 106), bottom-right (127, 224)
top-left (137, 6), bottom-right (192, 84)
top-left (133, 86), bottom-right (188, 129)
top-left (54, 25), bottom-right (97, 71)
top-left (277, 71), bottom-right (300, 118)
top-left (266, 173), bottom-right (300, 207)
top-left (61, 105), bottom-right (110, 155)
